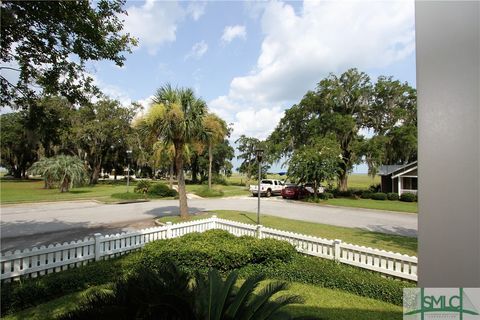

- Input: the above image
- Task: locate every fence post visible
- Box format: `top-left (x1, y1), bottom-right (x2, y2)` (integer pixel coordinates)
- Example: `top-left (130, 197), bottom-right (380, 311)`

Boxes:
top-left (166, 222), bottom-right (172, 239)
top-left (94, 233), bottom-right (102, 261)
top-left (211, 215), bottom-right (217, 230)
top-left (256, 225), bottom-right (263, 239)
top-left (333, 239), bottom-right (342, 261)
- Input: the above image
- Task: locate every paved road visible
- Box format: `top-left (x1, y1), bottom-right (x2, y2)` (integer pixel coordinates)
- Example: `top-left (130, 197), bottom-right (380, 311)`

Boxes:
top-left (0, 197), bottom-right (417, 251)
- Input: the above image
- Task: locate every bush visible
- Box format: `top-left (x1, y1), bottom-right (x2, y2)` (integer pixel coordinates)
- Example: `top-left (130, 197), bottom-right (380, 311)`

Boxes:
top-left (361, 191), bottom-right (373, 199)
top-left (194, 186), bottom-right (224, 197)
top-left (211, 175), bottom-right (229, 185)
top-left (139, 230), bottom-right (296, 274)
top-left (319, 192), bottom-right (334, 200)
top-left (400, 192), bottom-right (416, 202)
top-left (387, 193), bottom-right (399, 201)
top-left (148, 183), bottom-right (177, 197)
top-left (369, 183), bottom-right (381, 192)
top-left (134, 179), bottom-right (152, 194)
top-left (1, 254), bottom-right (141, 316)
top-left (371, 192), bottom-right (387, 200)
top-left (237, 255), bottom-right (413, 306)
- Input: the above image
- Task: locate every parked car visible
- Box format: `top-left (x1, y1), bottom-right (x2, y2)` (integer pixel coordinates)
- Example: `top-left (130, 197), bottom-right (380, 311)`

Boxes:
top-left (303, 183), bottom-right (325, 194)
top-left (281, 184), bottom-right (311, 199)
top-left (250, 179), bottom-right (284, 197)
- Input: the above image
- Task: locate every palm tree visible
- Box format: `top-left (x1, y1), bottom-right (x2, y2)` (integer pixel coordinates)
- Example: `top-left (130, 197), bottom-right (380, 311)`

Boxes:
top-left (140, 84), bottom-right (207, 218)
top-left (203, 113), bottom-right (229, 190)
top-left (29, 155), bottom-right (87, 192)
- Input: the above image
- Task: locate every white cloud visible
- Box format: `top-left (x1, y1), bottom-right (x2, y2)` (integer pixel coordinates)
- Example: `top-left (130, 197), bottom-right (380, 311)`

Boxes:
top-left (185, 41), bottom-right (208, 60)
top-left (211, 0), bottom-right (415, 139)
top-left (123, 0), bottom-right (185, 54)
top-left (186, 2), bottom-right (206, 21)
top-left (221, 25), bottom-right (247, 43)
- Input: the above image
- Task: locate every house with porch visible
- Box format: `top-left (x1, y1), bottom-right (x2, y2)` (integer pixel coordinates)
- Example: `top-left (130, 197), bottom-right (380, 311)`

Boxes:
top-left (378, 161), bottom-right (418, 195)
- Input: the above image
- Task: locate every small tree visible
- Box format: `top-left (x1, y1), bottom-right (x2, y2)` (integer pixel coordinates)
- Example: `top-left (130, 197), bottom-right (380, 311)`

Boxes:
top-left (29, 155), bottom-right (87, 192)
top-left (287, 137), bottom-right (340, 196)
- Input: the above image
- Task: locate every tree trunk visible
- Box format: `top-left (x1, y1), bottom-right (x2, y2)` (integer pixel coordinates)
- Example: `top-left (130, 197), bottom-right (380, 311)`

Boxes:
top-left (169, 162), bottom-right (174, 189)
top-left (208, 143), bottom-right (213, 190)
top-left (60, 178), bottom-right (70, 193)
top-left (175, 145), bottom-right (189, 219)
top-left (90, 162), bottom-right (101, 185)
top-left (338, 171), bottom-right (348, 192)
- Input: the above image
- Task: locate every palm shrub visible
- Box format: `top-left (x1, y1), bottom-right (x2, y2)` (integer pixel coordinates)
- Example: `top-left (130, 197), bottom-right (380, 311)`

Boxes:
top-left (29, 155), bottom-right (87, 192)
top-left (59, 264), bottom-right (311, 320)
top-left (134, 179), bottom-right (152, 194)
top-left (195, 269), bottom-right (308, 320)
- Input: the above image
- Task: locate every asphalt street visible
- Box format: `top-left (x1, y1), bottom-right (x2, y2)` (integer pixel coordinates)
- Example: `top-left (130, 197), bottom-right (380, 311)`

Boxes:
top-left (0, 197), bottom-right (417, 251)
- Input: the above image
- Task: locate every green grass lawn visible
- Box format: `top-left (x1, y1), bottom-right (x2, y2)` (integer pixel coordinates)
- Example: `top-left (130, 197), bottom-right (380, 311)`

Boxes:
top-left (347, 174), bottom-right (380, 189)
top-left (185, 184), bottom-right (250, 197)
top-left (311, 198), bottom-right (418, 213)
top-left (3, 281), bottom-right (401, 320)
top-left (157, 210), bottom-right (417, 256)
top-left (0, 179), bottom-right (133, 204)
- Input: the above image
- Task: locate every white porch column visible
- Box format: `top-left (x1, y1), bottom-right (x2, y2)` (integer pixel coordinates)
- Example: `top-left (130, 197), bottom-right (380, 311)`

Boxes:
top-left (416, 1), bottom-right (479, 287)
top-left (397, 177), bottom-right (402, 196)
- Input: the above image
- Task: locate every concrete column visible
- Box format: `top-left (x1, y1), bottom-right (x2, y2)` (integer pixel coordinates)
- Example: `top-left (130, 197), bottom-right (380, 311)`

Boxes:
top-left (416, 1), bottom-right (479, 286)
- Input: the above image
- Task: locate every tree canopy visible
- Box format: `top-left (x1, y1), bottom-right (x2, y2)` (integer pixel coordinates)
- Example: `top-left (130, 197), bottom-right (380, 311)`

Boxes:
top-left (1, 0), bottom-right (137, 108)
top-left (268, 68), bottom-right (417, 191)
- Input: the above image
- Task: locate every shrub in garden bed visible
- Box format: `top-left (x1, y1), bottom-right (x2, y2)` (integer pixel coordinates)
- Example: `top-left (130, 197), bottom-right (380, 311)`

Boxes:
top-left (148, 183), bottom-right (177, 197)
top-left (1, 254), bottom-right (141, 316)
top-left (361, 191), bottom-right (373, 199)
top-left (371, 192), bottom-right (388, 200)
top-left (400, 192), bottom-right (416, 202)
top-left (139, 230), bottom-right (296, 273)
top-left (387, 193), bottom-right (399, 201)
top-left (319, 192), bottom-right (334, 200)
top-left (237, 255), bottom-right (413, 306)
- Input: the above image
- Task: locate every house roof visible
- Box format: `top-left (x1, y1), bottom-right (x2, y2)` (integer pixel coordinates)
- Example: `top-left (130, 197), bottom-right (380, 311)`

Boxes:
top-left (378, 161), bottom-right (418, 177)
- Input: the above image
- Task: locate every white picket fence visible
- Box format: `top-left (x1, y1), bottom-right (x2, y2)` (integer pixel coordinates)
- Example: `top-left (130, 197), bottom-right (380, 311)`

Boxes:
top-left (0, 216), bottom-right (417, 282)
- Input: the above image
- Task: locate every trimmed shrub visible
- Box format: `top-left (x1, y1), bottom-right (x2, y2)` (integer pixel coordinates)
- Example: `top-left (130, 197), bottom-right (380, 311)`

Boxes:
top-left (237, 255), bottom-right (413, 306)
top-left (387, 193), bottom-right (399, 201)
top-left (371, 192), bottom-right (387, 200)
top-left (134, 179), bottom-right (152, 194)
top-left (361, 191), bottom-right (373, 199)
top-left (139, 230), bottom-right (296, 274)
top-left (400, 192), bottom-right (416, 202)
top-left (148, 183), bottom-right (177, 197)
top-left (369, 183), bottom-right (381, 192)
top-left (332, 189), bottom-right (353, 198)
top-left (1, 254), bottom-right (141, 316)
top-left (319, 192), bottom-right (334, 200)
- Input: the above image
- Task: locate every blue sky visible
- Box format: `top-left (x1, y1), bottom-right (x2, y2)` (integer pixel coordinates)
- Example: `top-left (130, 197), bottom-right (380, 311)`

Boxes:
top-left (89, 0), bottom-right (417, 173)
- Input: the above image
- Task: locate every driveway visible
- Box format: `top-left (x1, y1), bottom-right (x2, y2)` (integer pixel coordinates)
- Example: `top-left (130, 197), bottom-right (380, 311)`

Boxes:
top-left (0, 197), bottom-right (417, 251)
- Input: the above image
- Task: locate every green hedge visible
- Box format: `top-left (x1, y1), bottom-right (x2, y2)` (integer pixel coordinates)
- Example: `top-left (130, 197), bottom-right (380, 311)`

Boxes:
top-left (361, 191), bottom-right (373, 199)
top-left (1, 254), bottom-right (141, 316)
top-left (148, 183), bottom-right (177, 197)
top-left (371, 192), bottom-right (387, 200)
top-left (237, 255), bottom-right (413, 306)
top-left (400, 192), bottom-right (416, 202)
top-left (387, 193), bottom-right (399, 201)
top-left (139, 230), bottom-right (296, 273)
